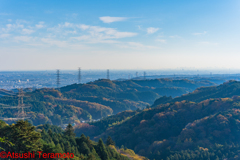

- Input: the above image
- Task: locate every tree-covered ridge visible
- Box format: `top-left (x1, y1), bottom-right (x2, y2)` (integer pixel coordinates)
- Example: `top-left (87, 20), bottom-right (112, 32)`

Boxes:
top-left (0, 120), bottom-right (146, 160)
top-left (74, 110), bottom-right (139, 137)
top-left (0, 78), bottom-right (214, 126)
top-left (89, 95), bottom-right (240, 160)
top-left (153, 80), bottom-right (240, 106)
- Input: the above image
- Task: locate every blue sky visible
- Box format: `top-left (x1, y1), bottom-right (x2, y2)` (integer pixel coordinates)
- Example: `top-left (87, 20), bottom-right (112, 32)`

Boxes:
top-left (0, 0), bottom-right (240, 70)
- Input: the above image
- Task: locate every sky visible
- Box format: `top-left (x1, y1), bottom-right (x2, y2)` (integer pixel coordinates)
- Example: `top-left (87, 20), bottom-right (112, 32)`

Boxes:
top-left (0, 0), bottom-right (240, 71)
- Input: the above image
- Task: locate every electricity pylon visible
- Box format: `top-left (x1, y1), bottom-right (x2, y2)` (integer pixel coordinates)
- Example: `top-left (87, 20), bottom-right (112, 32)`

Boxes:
top-left (0, 88), bottom-right (30, 120)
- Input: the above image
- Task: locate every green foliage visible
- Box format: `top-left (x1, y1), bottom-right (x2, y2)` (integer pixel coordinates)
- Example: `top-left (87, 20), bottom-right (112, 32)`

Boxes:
top-left (106, 136), bottom-right (115, 146)
top-left (97, 138), bottom-right (109, 160)
top-left (0, 137), bottom-right (14, 151)
top-left (0, 79), bottom-right (214, 126)
top-left (0, 120), bottom-right (132, 160)
top-left (64, 123), bottom-right (76, 137)
top-left (2, 120), bottom-right (42, 152)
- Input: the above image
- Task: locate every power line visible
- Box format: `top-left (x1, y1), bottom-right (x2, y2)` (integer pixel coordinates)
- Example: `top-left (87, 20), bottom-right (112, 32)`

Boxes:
top-left (0, 94), bottom-right (16, 97)
top-left (0, 90), bottom-right (16, 95)
top-left (0, 88), bottom-right (31, 120)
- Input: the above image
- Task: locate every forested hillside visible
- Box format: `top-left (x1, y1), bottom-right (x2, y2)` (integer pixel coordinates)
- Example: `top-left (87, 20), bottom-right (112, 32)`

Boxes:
top-left (0, 120), bottom-right (147, 160)
top-left (86, 97), bottom-right (240, 159)
top-left (71, 81), bottom-right (240, 160)
top-left (152, 80), bottom-right (240, 106)
top-left (0, 78), bottom-right (214, 126)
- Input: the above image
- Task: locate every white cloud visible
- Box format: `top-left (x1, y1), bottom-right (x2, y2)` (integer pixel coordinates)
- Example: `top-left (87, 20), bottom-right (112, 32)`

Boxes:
top-left (77, 24), bottom-right (89, 30)
top-left (156, 39), bottom-right (166, 43)
top-left (22, 29), bottom-right (35, 34)
top-left (99, 16), bottom-right (127, 23)
top-left (65, 30), bottom-right (77, 34)
top-left (0, 34), bottom-right (10, 38)
top-left (71, 35), bottom-right (91, 41)
top-left (147, 27), bottom-right (159, 34)
top-left (36, 22), bottom-right (45, 29)
top-left (88, 26), bottom-right (137, 39)
top-left (2, 23), bottom-right (24, 33)
top-left (71, 25), bottom-right (137, 42)
top-left (59, 22), bottom-right (74, 28)
top-left (48, 22), bottom-right (137, 40)
top-left (14, 36), bottom-right (33, 42)
top-left (192, 31), bottom-right (207, 36)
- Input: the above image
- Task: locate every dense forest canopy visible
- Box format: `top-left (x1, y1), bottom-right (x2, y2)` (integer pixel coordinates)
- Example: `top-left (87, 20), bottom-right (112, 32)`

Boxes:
top-left (0, 78), bottom-right (214, 126)
top-left (72, 80), bottom-right (240, 160)
top-left (0, 120), bottom-right (146, 160)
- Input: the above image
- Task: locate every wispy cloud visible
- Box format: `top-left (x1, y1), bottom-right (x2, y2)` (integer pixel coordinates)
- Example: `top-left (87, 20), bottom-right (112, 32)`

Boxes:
top-left (72, 24), bottom-right (137, 40)
top-left (14, 36), bottom-right (33, 42)
top-left (0, 20), bottom-right (143, 50)
top-left (99, 16), bottom-right (128, 23)
top-left (22, 29), bottom-right (35, 34)
top-left (147, 27), bottom-right (159, 34)
top-left (0, 34), bottom-right (10, 38)
top-left (49, 22), bottom-right (138, 40)
top-left (192, 31), bottom-right (207, 36)
top-left (36, 22), bottom-right (45, 29)
top-left (2, 23), bottom-right (24, 33)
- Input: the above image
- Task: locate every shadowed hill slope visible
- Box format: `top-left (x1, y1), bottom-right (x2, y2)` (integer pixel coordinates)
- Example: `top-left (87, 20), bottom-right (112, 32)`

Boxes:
top-left (152, 80), bottom-right (240, 106)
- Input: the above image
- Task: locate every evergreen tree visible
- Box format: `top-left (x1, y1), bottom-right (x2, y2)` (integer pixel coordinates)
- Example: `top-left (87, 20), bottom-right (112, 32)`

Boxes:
top-left (54, 143), bottom-right (64, 153)
top-left (65, 141), bottom-right (72, 153)
top-left (41, 129), bottom-right (52, 143)
top-left (87, 153), bottom-right (96, 160)
top-left (64, 124), bottom-right (76, 137)
top-left (7, 120), bottom-right (42, 152)
top-left (0, 137), bottom-right (13, 151)
top-left (106, 136), bottom-right (115, 146)
top-left (47, 129), bottom-right (54, 138)
top-left (79, 142), bottom-right (91, 155)
top-left (97, 138), bottom-right (109, 160)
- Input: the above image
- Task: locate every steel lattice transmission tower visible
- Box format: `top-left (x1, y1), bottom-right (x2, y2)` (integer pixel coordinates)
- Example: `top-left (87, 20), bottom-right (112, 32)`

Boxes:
top-left (136, 72), bottom-right (138, 78)
top-left (0, 88), bottom-right (31, 121)
top-left (56, 69), bottom-right (60, 89)
top-left (144, 71), bottom-right (146, 80)
top-left (107, 69), bottom-right (110, 79)
top-left (78, 67), bottom-right (81, 84)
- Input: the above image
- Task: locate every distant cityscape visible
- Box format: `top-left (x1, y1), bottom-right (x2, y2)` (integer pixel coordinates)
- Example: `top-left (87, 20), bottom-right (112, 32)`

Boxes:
top-left (1, 69), bottom-right (240, 91)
